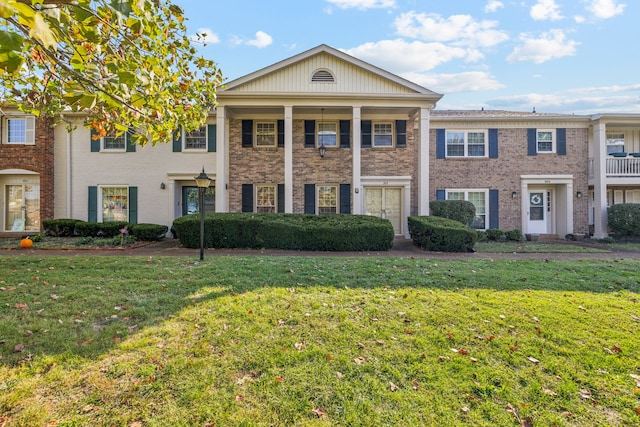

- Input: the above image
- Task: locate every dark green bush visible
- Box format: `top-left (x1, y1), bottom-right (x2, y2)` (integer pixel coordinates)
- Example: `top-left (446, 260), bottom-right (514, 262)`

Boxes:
top-left (429, 200), bottom-right (476, 225)
top-left (75, 221), bottom-right (129, 238)
top-left (408, 216), bottom-right (477, 252)
top-left (172, 213), bottom-right (394, 251)
top-left (43, 218), bottom-right (83, 237)
top-left (505, 229), bottom-right (523, 242)
top-left (608, 204), bottom-right (640, 236)
top-left (485, 229), bottom-right (504, 241)
top-left (129, 223), bottom-right (168, 241)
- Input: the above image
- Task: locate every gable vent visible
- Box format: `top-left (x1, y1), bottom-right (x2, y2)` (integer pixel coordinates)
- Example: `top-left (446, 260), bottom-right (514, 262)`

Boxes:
top-left (311, 70), bottom-right (335, 83)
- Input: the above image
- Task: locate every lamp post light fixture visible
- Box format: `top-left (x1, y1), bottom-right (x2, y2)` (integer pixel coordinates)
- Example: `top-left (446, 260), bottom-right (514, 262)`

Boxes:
top-left (194, 167), bottom-right (212, 261)
top-left (318, 107), bottom-right (326, 158)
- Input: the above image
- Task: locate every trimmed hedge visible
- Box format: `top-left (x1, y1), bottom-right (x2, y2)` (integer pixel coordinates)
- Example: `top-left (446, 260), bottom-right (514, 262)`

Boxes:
top-left (76, 221), bottom-right (129, 238)
top-left (408, 216), bottom-right (477, 252)
top-left (129, 223), bottom-right (169, 241)
top-left (172, 213), bottom-right (395, 251)
top-left (43, 218), bottom-right (83, 237)
top-left (608, 203), bottom-right (640, 236)
top-left (429, 200), bottom-right (476, 226)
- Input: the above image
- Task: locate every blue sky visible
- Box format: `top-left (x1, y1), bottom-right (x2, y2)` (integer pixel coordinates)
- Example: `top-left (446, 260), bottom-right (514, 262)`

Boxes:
top-left (177, 0), bottom-right (638, 114)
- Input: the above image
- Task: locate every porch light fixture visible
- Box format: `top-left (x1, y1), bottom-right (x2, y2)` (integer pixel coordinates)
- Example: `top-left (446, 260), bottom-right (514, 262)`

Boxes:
top-left (160, 182), bottom-right (166, 190)
top-left (194, 167), bottom-right (212, 261)
top-left (576, 191), bottom-right (582, 199)
top-left (319, 108), bottom-right (326, 158)
top-left (512, 191), bottom-right (517, 199)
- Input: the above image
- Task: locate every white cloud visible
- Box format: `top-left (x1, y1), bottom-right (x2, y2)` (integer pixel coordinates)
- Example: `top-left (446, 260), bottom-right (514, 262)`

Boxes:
top-left (189, 28), bottom-right (220, 44)
top-left (507, 29), bottom-right (578, 64)
top-left (393, 12), bottom-right (509, 48)
top-left (484, 1), bottom-right (504, 13)
top-left (585, 0), bottom-right (625, 19)
top-left (325, 0), bottom-right (395, 9)
top-left (530, 0), bottom-right (563, 21)
top-left (244, 31), bottom-right (273, 48)
top-left (404, 71), bottom-right (505, 93)
top-left (343, 39), bottom-right (473, 73)
top-left (574, 15), bottom-right (586, 23)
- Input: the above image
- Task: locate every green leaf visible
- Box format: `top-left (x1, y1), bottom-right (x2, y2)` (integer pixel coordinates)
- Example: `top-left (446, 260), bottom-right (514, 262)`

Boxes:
top-left (118, 71), bottom-right (136, 85)
top-left (0, 30), bottom-right (24, 52)
top-left (29, 12), bottom-right (57, 49)
top-left (0, 51), bottom-right (24, 73)
top-left (78, 94), bottom-right (97, 109)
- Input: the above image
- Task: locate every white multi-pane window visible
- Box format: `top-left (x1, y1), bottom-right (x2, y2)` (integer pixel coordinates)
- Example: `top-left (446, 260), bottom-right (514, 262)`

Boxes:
top-left (101, 186), bottom-right (129, 222)
top-left (2, 116), bottom-right (35, 144)
top-left (256, 185), bottom-right (276, 213)
top-left (373, 122), bottom-right (393, 147)
top-left (256, 122), bottom-right (276, 147)
top-left (446, 190), bottom-right (488, 229)
top-left (102, 133), bottom-right (126, 150)
top-left (184, 126), bottom-right (207, 150)
top-left (318, 122), bottom-right (337, 147)
top-left (446, 130), bottom-right (487, 157)
top-left (606, 132), bottom-right (625, 155)
top-left (318, 185), bottom-right (337, 214)
top-left (537, 130), bottom-right (555, 153)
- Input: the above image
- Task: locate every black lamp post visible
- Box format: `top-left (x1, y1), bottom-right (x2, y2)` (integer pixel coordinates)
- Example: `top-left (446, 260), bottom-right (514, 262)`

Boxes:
top-left (194, 167), bottom-right (212, 260)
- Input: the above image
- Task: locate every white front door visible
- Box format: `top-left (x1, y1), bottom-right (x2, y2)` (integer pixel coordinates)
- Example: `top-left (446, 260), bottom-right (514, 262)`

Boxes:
top-left (5, 183), bottom-right (40, 232)
top-left (527, 190), bottom-right (549, 234)
top-left (365, 187), bottom-right (402, 234)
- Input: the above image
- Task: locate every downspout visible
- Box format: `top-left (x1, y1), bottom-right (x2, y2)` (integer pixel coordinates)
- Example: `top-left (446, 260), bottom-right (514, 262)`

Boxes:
top-left (61, 115), bottom-right (72, 218)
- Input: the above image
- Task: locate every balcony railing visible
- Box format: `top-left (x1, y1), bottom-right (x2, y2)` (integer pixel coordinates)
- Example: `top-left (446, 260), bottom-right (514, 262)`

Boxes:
top-left (589, 156), bottom-right (640, 178)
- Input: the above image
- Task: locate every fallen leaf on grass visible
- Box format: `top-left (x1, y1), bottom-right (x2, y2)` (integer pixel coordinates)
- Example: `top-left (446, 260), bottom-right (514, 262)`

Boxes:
top-left (634, 408), bottom-right (640, 415)
top-left (630, 374), bottom-right (640, 387)
top-left (579, 389), bottom-right (592, 399)
top-left (521, 416), bottom-right (534, 427)
top-left (412, 379), bottom-right (419, 390)
top-left (312, 407), bottom-right (326, 418)
top-left (376, 340), bottom-right (385, 345)
top-left (461, 406), bottom-right (470, 413)
top-left (527, 356), bottom-right (540, 364)
top-left (390, 382), bottom-right (399, 392)
top-left (543, 387), bottom-right (558, 397)
top-left (235, 394), bottom-right (244, 401)
top-left (336, 372), bottom-right (344, 379)
top-left (14, 303), bottom-right (28, 310)
top-left (13, 344), bottom-right (24, 353)
top-left (353, 356), bottom-right (366, 365)
top-left (510, 345), bottom-right (519, 351)
top-left (274, 376), bottom-right (284, 383)
top-left (294, 342), bottom-right (304, 351)
top-left (451, 348), bottom-right (469, 355)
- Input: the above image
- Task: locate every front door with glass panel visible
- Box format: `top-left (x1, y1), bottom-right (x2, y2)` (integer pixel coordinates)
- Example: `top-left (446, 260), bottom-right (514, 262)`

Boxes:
top-left (528, 190), bottom-right (549, 234)
top-left (5, 184), bottom-right (40, 231)
top-left (182, 186), bottom-right (215, 216)
top-left (365, 187), bottom-right (402, 234)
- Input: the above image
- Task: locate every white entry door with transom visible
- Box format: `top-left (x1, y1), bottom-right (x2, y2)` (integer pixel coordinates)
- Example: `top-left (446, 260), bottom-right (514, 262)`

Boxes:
top-left (365, 187), bottom-right (402, 234)
top-left (527, 190), bottom-right (550, 234)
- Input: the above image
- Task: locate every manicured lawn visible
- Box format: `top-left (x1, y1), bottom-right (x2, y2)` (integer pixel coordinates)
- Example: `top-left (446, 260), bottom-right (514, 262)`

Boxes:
top-left (475, 241), bottom-right (610, 253)
top-left (0, 256), bottom-right (639, 426)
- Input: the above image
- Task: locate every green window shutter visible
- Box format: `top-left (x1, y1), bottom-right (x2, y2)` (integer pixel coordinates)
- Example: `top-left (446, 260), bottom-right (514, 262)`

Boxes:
top-left (242, 184), bottom-right (254, 212)
top-left (339, 120), bottom-right (350, 148)
top-left (489, 129), bottom-right (498, 158)
top-left (304, 120), bottom-right (316, 147)
top-left (126, 131), bottom-right (136, 152)
top-left (436, 129), bottom-right (446, 159)
top-left (277, 120), bottom-right (284, 148)
top-left (90, 129), bottom-right (100, 152)
top-left (128, 186), bottom-right (138, 224)
top-left (489, 189), bottom-right (499, 229)
top-left (207, 124), bottom-right (217, 152)
top-left (557, 128), bottom-right (566, 155)
top-left (395, 120), bottom-right (407, 148)
top-left (277, 184), bottom-right (285, 213)
top-left (172, 128), bottom-right (181, 152)
top-left (242, 120), bottom-right (253, 148)
top-left (527, 128), bottom-right (537, 156)
top-left (339, 184), bottom-right (351, 214)
top-left (361, 120), bottom-right (372, 148)
top-left (304, 184), bottom-right (316, 214)
top-left (88, 186), bottom-right (97, 222)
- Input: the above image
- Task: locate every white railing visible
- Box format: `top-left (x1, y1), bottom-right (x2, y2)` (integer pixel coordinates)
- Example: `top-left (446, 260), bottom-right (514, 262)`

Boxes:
top-left (606, 156), bottom-right (640, 177)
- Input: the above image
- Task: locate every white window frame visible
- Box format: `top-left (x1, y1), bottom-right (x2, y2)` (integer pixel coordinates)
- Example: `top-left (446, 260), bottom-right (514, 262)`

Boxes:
top-left (317, 121), bottom-right (338, 148)
top-left (606, 132), bottom-right (625, 155)
top-left (98, 185), bottom-right (129, 222)
top-left (255, 122), bottom-right (277, 147)
top-left (183, 126), bottom-right (207, 151)
top-left (317, 185), bottom-right (338, 215)
top-left (373, 122), bottom-right (394, 147)
top-left (2, 115), bottom-right (36, 145)
top-left (256, 184), bottom-right (276, 213)
top-left (445, 189), bottom-right (489, 230)
top-left (101, 133), bottom-right (127, 152)
top-left (445, 130), bottom-right (488, 158)
top-left (536, 129), bottom-right (556, 154)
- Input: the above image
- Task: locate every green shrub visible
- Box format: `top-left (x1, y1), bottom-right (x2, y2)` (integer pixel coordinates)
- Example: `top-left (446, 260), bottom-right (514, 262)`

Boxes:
top-left (172, 213), bottom-right (394, 251)
top-left (129, 223), bottom-right (168, 241)
top-left (608, 203), bottom-right (640, 236)
top-left (505, 229), bottom-right (523, 242)
top-left (485, 229), bottom-right (504, 241)
top-left (476, 230), bottom-right (488, 242)
top-left (429, 200), bottom-right (476, 225)
top-left (43, 218), bottom-right (83, 237)
top-left (407, 216), bottom-right (477, 252)
top-left (76, 221), bottom-right (129, 238)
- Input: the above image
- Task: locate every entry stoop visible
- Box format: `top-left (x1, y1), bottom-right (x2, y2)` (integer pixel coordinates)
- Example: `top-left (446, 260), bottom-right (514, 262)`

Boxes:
top-left (537, 234), bottom-right (560, 242)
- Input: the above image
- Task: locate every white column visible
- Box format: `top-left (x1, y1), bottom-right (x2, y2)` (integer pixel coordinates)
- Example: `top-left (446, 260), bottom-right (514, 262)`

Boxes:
top-left (284, 105), bottom-right (293, 212)
top-left (215, 107), bottom-right (227, 212)
top-left (418, 108), bottom-right (431, 215)
top-left (593, 120), bottom-right (608, 238)
top-left (352, 106), bottom-right (362, 214)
